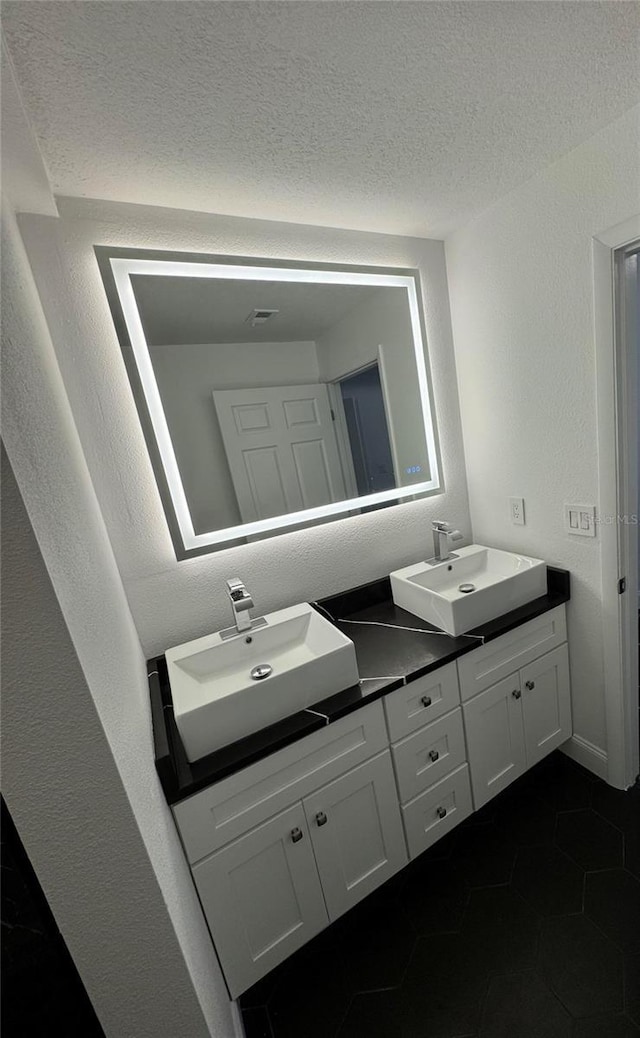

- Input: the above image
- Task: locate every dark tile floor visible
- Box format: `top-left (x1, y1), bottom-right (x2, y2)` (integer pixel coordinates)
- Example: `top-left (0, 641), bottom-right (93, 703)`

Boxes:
top-left (240, 751), bottom-right (640, 1038)
top-left (1, 797), bottom-right (105, 1038)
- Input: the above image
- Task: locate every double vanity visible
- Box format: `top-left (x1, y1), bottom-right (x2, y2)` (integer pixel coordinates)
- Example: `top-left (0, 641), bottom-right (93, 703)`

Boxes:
top-left (149, 541), bottom-right (572, 999)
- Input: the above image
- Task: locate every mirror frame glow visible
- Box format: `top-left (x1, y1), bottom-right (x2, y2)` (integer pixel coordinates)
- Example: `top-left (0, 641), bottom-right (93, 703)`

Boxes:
top-left (96, 248), bottom-right (441, 559)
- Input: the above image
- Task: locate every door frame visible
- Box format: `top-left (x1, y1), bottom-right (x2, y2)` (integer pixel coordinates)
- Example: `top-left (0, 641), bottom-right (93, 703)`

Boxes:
top-left (593, 214), bottom-right (640, 789)
top-left (326, 380), bottom-right (359, 498)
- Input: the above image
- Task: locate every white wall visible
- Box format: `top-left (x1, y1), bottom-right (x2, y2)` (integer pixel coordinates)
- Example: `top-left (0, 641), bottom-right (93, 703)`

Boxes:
top-left (446, 104), bottom-right (640, 761)
top-left (317, 287), bottom-right (430, 486)
top-left (1, 200), bottom-right (235, 1038)
top-left (152, 339), bottom-right (319, 533)
top-left (19, 199), bottom-right (471, 657)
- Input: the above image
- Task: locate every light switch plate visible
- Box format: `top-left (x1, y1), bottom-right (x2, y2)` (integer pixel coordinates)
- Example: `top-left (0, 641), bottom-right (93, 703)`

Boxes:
top-left (565, 504), bottom-right (596, 537)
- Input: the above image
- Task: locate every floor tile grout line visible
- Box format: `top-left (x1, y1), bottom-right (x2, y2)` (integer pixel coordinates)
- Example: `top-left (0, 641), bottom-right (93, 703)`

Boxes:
top-left (590, 804), bottom-right (630, 838)
top-left (584, 906), bottom-right (634, 958)
top-left (554, 806), bottom-right (598, 816)
top-left (553, 837), bottom-right (622, 874)
top-left (332, 990), bottom-right (356, 1038)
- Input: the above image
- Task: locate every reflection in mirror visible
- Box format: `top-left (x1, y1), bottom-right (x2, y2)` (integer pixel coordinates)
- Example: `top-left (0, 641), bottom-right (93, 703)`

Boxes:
top-left (96, 251), bottom-right (441, 558)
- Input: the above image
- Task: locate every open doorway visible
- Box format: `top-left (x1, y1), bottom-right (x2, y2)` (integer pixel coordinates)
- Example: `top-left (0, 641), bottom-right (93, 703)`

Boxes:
top-left (337, 363), bottom-right (396, 496)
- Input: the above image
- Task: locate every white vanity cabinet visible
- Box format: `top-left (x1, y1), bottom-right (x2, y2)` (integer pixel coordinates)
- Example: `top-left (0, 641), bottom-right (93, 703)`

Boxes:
top-left (170, 602), bottom-right (572, 999)
top-left (192, 751), bottom-right (405, 995)
top-left (460, 611), bottom-right (571, 809)
top-left (173, 703), bottom-right (407, 997)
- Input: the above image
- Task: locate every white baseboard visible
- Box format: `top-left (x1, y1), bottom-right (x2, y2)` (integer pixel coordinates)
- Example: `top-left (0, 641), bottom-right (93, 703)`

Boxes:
top-left (561, 734), bottom-right (608, 781)
top-left (231, 1000), bottom-right (246, 1038)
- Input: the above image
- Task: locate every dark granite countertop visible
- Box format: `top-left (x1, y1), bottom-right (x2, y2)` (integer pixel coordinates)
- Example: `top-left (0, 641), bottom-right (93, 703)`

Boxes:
top-left (149, 566), bottom-right (570, 805)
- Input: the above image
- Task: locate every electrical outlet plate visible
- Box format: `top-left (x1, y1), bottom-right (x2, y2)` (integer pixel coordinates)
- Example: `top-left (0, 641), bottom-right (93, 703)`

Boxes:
top-left (509, 497), bottom-right (525, 525)
top-left (565, 504), bottom-right (596, 537)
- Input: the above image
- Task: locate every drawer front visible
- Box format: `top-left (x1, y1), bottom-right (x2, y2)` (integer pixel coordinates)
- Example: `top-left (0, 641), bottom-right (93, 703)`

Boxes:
top-left (392, 708), bottom-right (466, 804)
top-left (401, 764), bottom-right (472, 859)
top-left (384, 662), bottom-right (460, 742)
top-left (173, 701), bottom-right (388, 863)
top-left (457, 606), bottom-right (567, 702)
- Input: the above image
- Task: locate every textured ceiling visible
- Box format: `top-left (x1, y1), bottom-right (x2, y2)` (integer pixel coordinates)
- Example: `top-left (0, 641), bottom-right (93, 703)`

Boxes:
top-left (3, 1), bottom-right (640, 237)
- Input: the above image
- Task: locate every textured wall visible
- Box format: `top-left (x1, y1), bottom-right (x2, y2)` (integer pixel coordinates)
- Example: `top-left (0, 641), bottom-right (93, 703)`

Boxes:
top-left (446, 105), bottom-right (640, 756)
top-left (1, 201), bottom-right (235, 1038)
top-left (19, 200), bottom-right (471, 657)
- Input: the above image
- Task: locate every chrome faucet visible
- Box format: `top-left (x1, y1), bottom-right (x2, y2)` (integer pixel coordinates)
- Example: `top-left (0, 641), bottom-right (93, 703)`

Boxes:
top-left (226, 578), bottom-right (254, 634)
top-left (429, 520), bottom-right (463, 565)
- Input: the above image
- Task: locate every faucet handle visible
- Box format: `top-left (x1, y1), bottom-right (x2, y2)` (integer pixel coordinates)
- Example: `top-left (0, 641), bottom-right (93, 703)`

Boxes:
top-left (432, 520), bottom-right (450, 532)
top-left (226, 577), bottom-right (248, 601)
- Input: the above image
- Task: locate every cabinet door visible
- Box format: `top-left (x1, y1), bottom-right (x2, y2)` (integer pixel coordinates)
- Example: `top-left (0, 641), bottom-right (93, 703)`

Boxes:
top-left (521, 644), bottom-right (572, 768)
top-left (303, 751), bottom-right (407, 921)
top-left (463, 674), bottom-right (527, 809)
top-left (192, 803), bottom-right (328, 997)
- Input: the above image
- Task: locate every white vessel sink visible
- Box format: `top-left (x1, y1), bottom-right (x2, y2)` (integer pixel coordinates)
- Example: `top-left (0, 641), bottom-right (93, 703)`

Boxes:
top-left (390, 544), bottom-right (546, 637)
top-left (166, 603), bottom-right (359, 762)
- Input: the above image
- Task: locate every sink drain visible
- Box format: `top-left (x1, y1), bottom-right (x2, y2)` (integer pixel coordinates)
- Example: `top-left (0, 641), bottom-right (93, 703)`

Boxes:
top-left (458, 583), bottom-right (476, 594)
top-left (250, 664), bottom-right (273, 681)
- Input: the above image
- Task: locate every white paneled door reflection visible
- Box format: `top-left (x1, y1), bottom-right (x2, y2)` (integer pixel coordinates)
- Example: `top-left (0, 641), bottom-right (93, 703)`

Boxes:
top-left (213, 384), bottom-right (347, 522)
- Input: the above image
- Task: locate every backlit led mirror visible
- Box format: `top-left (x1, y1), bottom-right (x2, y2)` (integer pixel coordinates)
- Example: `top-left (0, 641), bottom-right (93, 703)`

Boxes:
top-left (96, 248), bottom-right (441, 558)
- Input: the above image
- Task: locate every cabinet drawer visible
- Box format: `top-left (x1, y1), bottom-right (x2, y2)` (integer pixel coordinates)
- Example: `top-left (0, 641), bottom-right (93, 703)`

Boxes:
top-left (392, 708), bottom-right (466, 804)
top-left (457, 606), bottom-right (567, 702)
top-left (384, 662), bottom-right (460, 742)
top-left (174, 701), bottom-right (388, 863)
top-left (401, 764), bottom-right (472, 859)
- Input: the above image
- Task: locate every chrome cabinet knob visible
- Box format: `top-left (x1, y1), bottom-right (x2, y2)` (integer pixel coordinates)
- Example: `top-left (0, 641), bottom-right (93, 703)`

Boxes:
top-left (436, 806), bottom-right (447, 819)
top-left (421, 696), bottom-right (432, 708)
top-left (512, 688), bottom-right (522, 699)
top-left (291, 827), bottom-right (303, 843)
top-left (429, 749), bottom-right (440, 762)
top-left (525, 680), bottom-right (535, 690)
top-left (315, 811), bottom-right (328, 827)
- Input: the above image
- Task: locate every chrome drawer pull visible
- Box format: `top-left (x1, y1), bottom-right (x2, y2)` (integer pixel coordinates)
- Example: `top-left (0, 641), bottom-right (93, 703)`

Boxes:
top-left (429, 749), bottom-right (440, 762)
top-left (421, 696), bottom-right (432, 708)
top-left (315, 811), bottom-right (328, 827)
top-left (436, 806), bottom-right (447, 819)
top-left (291, 827), bottom-right (303, 843)
top-left (525, 680), bottom-right (535, 690)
